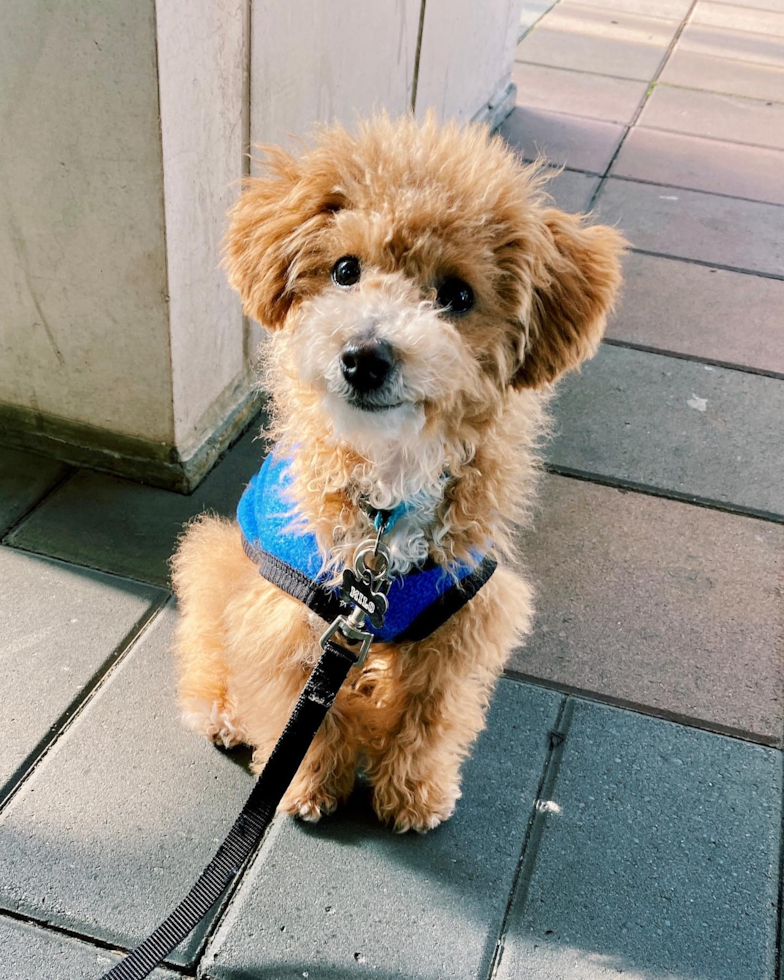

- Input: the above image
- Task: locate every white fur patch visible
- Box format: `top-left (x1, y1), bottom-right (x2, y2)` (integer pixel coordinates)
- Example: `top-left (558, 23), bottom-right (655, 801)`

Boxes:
top-left (182, 699), bottom-right (245, 749)
top-left (292, 276), bottom-right (478, 473)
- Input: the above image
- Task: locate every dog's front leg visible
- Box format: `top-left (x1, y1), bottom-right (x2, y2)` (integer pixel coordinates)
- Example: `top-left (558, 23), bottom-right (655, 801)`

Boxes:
top-left (364, 568), bottom-right (530, 833)
top-left (273, 693), bottom-right (359, 822)
top-left (245, 670), bottom-right (359, 824)
top-left (364, 645), bottom-right (495, 833)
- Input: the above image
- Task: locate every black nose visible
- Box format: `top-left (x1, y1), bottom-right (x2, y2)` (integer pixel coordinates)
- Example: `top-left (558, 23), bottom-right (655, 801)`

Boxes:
top-left (339, 339), bottom-right (394, 392)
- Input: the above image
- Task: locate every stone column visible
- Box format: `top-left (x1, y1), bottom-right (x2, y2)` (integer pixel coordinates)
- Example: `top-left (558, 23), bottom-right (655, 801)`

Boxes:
top-left (0, 0), bottom-right (252, 490)
top-left (0, 0), bottom-right (522, 490)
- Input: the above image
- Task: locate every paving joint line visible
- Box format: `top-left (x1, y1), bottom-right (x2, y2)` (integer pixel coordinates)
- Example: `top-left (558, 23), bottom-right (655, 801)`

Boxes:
top-left (708, 0), bottom-right (782, 13)
top-left (511, 60), bottom-right (784, 107)
top-left (509, 99), bottom-right (631, 130)
top-left (628, 247), bottom-right (784, 281)
top-left (539, 0), bottom-right (681, 25)
top-left (0, 906), bottom-right (197, 977)
top-left (544, 463), bottom-right (784, 526)
top-left (587, 0), bottom-right (700, 206)
top-left (500, 671), bottom-right (782, 749)
top-left (540, 162), bottom-right (602, 177)
top-left (517, 150), bottom-right (603, 178)
top-left (486, 696), bottom-right (573, 979)
top-left (602, 337), bottom-right (784, 381)
top-left (0, 466), bottom-right (77, 546)
top-left (659, 73), bottom-right (784, 102)
top-left (687, 14), bottom-right (784, 43)
top-left (194, 813), bottom-right (286, 971)
top-left (0, 594), bottom-right (171, 815)
top-left (514, 57), bottom-right (655, 85)
top-left (2, 536), bottom-right (169, 590)
top-left (632, 118), bottom-right (784, 154)
top-left (604, 172), bottom-right (784, 210)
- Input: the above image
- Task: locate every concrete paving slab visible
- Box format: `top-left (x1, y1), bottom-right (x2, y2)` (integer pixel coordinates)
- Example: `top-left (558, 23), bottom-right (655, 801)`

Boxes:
top-left (547, 345), bottom-right (784, 519)
top-left (512, 62), bottom-right (647, 124)
top-left (0, 604), bottom-right (256, 968)
top-left (693, 0), bottom-right (784, 36)
top-left (500, 106), bottom-right (625, 173)
top-left (660, 46), bottom-right (784, 102)
top-left (596, 176), bottom-right (784, 276)
top-left (516, 4), bottom-right (678, 81)
top-left (200, 681), bottom-right (564, 980)
top-left (0, 547), bottom-right (163, 799)
top-left (606, 252), bottom-right (784, 374)
top-left (538, 1), bottom-right (681, 45)
top-left (497, 700), bottom-right (781, 980)
top-left (6, 416), bottom-right (268, 587)
top-left (611, 128), bottom-right (784, 205)
top-left (729, 0), bottom-right (784, 10)
top-left (0, 447), bottom-right (70, 537)
top-left (513, 475), bottom-right (784, 744)
top-left (675, 22), bottom-right (784, 70)
top-left (545, 170), bottom-right (600, 213)
top-left (640, 84), bottom-right (784, 150)
top-left (566, 0), bottom-right (692, 16)
top-left (0, 917), bottom-right (178, 980)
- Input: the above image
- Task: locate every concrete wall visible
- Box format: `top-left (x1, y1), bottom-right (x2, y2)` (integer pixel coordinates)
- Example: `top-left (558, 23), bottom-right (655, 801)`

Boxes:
top-left (416, 0), bottom-right (522, 123)
top-left (0, 0), bottom-right (522, 490)
top-left (0, 0), bottom-right (173, 445)
top-left (157, 0), bottom-right (251, 462)
top-left (251, 0), bottom-right (422, 151)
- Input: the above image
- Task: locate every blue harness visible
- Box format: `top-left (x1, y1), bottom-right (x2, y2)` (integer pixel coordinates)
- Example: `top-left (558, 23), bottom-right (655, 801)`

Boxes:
top-left (237, 450), bottom-right (496, 643)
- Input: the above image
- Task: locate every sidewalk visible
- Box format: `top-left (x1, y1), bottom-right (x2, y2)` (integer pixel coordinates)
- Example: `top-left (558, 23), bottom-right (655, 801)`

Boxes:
top-left (1, 2), bottom-right (783, 976)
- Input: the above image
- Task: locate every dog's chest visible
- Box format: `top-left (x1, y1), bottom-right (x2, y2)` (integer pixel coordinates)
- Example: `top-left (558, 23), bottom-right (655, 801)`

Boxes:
top-left (354, 485), bottom-right (445, 579)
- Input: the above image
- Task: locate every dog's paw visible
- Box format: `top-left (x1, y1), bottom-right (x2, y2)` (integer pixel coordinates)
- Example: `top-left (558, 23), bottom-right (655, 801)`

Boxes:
top-left (372, 779), bottom-right (460, 834)
top-left (279, 786), bottom-right (339, 824)
top-left (181, 699), bottom-right (245, 749)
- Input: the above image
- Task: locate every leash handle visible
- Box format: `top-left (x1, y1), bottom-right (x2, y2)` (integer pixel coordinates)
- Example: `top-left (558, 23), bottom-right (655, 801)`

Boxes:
top-left (100, 638), bottom-right (357, 980)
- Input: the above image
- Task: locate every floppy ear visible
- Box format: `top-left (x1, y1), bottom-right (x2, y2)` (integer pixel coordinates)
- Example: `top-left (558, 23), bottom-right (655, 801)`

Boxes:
top-left (223, 146), bottom-right (343, 329)
top-left (513, 209), bottom-right (625, 389)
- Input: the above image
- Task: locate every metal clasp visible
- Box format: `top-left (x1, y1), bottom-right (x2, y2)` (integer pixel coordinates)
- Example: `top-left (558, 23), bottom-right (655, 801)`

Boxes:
top-left (319, 608), bottom-right (374, 667)
top-left (320, 535), bottom-right (392, 667)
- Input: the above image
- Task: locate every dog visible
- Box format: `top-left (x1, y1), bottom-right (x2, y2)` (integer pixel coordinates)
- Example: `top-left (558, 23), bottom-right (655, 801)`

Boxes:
top-left (171, 114), bottom-right (623, 833)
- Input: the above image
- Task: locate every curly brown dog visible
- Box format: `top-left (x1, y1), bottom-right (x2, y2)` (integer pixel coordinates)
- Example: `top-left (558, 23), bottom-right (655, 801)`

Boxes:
top-left (171, 114), bottom-right (624, 833)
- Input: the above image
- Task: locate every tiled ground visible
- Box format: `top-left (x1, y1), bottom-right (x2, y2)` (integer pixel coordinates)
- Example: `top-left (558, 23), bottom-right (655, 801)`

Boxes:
top-left (1, 3), bottom-right (783, 976)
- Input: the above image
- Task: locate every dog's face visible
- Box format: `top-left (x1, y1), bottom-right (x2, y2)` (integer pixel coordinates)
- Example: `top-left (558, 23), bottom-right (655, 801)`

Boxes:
top-left (225, 116), bottom-right (623, 457)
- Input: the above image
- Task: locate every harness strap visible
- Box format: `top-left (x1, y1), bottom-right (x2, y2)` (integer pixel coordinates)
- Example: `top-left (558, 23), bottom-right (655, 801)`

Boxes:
top-left (100, 638), bottom-right (357, 980)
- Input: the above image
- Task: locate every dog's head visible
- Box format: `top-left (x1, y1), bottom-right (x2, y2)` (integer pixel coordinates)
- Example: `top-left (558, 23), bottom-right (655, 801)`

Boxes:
top-left (225, 115), bottom-right (624, 458)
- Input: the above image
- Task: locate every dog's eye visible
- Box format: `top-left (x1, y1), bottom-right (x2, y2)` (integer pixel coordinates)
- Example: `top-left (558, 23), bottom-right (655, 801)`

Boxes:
top-left (436, 277), bottom-right (474, 316)
top-left (332, 256), bottom-right (361, 287)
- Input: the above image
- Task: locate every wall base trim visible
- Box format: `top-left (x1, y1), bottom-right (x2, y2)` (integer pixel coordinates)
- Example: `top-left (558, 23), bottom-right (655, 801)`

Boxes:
top-left (0, 390), bottom-right (265, 494)
top-left (473, 78), bottom-right (516, 130)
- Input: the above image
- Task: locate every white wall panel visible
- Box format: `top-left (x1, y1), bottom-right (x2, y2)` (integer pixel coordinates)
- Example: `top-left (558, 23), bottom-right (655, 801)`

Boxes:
top-left (0, 0), bottom-right (173, 442)
top-left (156, 0), bottom-right (250, 456)
top-left (415, 0), bottom-right (521, 121)
top-left (251, 0), bottom-right (421, 149)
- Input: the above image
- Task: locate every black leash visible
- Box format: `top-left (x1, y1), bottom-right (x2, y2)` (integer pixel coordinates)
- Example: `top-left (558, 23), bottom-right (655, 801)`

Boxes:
top-left (100, 638), bottom-right (357, 979)
top-left (100, 533), bottom-right (391, 980)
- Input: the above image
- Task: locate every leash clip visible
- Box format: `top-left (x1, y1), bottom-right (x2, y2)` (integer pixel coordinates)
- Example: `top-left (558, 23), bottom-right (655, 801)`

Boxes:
top-left (319, 611), bottom-right (374, 667)
top-left (320, 537), bottom-right (392, 667)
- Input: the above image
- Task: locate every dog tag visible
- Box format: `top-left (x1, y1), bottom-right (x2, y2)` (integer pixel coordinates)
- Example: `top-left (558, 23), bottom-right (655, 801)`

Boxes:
top-left (340, 568), bottom-right (388, 630)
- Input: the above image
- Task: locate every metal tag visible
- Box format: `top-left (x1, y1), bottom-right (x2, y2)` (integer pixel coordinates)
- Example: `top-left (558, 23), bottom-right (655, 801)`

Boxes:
top-left (340, 567), bottom-right (388, 630)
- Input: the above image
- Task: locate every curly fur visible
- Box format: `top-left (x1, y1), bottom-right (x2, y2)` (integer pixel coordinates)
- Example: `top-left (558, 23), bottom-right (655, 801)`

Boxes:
top-left (172, 114), bottom-right (624, 833)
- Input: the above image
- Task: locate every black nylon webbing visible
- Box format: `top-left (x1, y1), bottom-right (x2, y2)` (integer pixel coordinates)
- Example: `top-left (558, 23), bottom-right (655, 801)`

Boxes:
top-left (242, 536), bottom-right (497, 644)
top-left (100, 638), bottom-right (357, 980)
